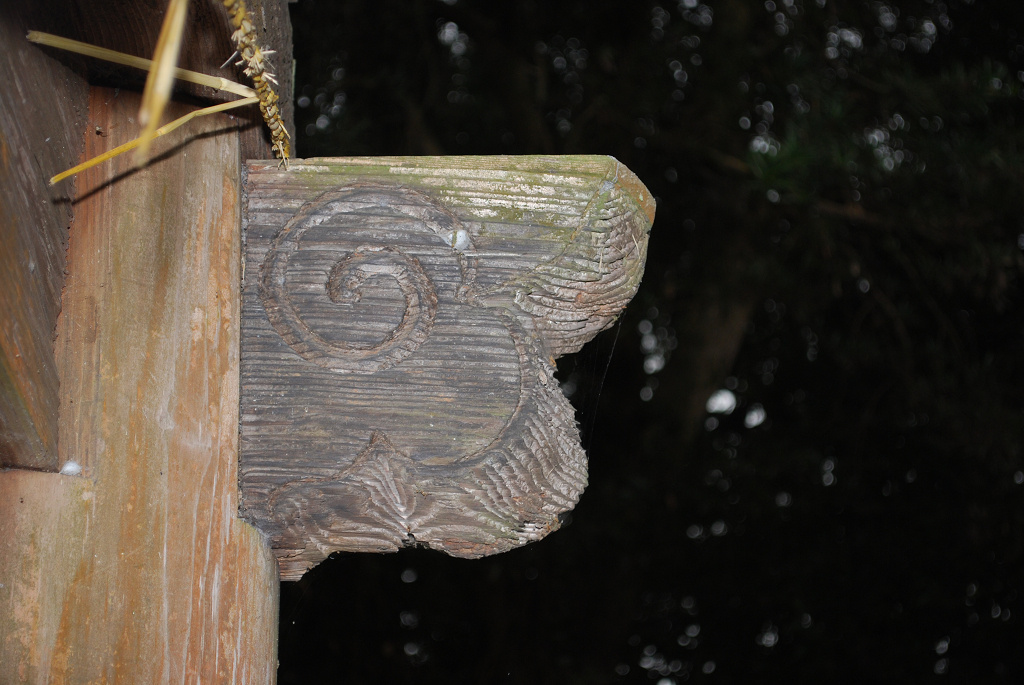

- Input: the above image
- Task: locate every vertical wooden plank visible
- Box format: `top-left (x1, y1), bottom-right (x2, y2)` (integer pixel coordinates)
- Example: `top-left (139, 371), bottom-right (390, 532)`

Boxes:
top-left (0, 0), bottom-right (294, 470)
top-left (0, 3), bottom-right (88, 469)
top-left (0, 88), bottom-right (278, 683)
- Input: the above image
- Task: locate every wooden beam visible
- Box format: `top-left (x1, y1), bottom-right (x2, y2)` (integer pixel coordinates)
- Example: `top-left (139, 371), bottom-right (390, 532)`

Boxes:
top-left (0, 86), bottom-right (278, 684)
top-left (1, 0), bottom-right (294, 468)
top-left (241, 156), bottom-right (654, 580)
top-left (3, 2), bottom-right (293, 679)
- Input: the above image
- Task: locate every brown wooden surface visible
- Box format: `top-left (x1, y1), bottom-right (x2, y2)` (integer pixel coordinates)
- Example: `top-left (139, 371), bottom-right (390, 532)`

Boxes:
top-left (1, 0), bottom-right (294, 469)
top-left (241, 157), bottom-right (654, 579)
top-left (0, 3), bottom-right (88, 469)
top-left (0, 88), bottom-right (278, 683)
top-left (1, 0), bottom-right (294, 677)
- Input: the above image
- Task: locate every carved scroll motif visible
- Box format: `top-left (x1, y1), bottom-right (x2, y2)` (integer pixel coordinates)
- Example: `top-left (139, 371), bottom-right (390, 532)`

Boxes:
top-left (240, 157), bottom-right (654, 579)
top-left (258, 186), bottom-right (475, 374)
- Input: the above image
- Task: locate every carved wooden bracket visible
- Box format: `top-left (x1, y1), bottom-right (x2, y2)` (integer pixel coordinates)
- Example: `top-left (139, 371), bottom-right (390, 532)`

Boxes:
top-left (240, 156), bottom-right (654, 580)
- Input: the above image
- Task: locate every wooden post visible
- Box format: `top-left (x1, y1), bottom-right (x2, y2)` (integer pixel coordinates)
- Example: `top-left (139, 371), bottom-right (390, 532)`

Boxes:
top-left (240, 157), bottom-right (654, 579)
top-left (1, 2), bottom-right (291, 681)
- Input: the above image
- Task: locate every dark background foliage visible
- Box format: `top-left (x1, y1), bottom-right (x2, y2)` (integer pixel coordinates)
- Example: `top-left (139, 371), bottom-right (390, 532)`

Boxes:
top-left (279, 0), bottom-right (1024, 682)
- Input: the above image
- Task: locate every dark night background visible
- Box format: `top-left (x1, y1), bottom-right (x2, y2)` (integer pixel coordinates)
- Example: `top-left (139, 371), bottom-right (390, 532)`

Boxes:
top-left (278, 0), bottom-right (1024, 682)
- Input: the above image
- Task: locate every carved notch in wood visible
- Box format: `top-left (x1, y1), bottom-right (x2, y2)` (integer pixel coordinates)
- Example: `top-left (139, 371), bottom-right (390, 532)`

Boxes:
top-left (240, 156), bottom-right (654, 580)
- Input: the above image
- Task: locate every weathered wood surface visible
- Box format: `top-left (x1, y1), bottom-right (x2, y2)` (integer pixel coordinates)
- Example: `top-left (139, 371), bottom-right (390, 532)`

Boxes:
top-left (0, 88), bottom-right (279, 684)
top-left (0, 3), bottom-right (87, 469)
top-left (241, 156), bottom-right (655, 579)
top-left (1, 0), bottom-right (294, 469)
top-left (3, 2), bottom-right (294, 680)
top-left (1, 16), bottom-right (287, 677)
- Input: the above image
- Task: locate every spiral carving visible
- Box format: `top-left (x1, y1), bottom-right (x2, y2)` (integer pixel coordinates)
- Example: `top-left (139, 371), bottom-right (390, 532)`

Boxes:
top-left (258, 185), bottom-right (468, 374)
top-left (240, 159), bottom-right (654, 580)
top-left (261, 243), bottom-right (436, 374)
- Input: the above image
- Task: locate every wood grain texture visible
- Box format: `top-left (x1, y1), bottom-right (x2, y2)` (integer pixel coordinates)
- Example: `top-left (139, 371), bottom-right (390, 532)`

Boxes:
top-left (1, 0), bottom-right (295, 468)
top-left (0, 88), bottom-right (277, 683)
top-left (241, 156), bottom-right (654, 579)
top-left (0, 3), bottom-right (88, 469)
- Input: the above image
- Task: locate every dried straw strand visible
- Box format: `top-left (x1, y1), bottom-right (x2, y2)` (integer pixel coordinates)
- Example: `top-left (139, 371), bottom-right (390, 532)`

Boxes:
top-left (26, 31), bottom-right (256, 99)
top-left (50, 96), bottom-right (259, 185)
top-left (137, 0), bottom-right (190, 162)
